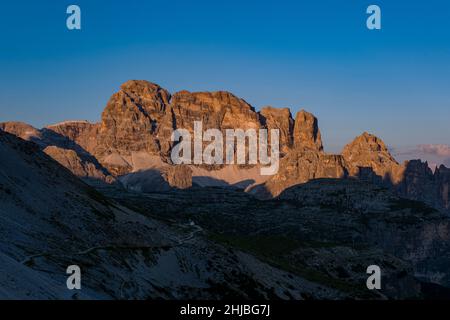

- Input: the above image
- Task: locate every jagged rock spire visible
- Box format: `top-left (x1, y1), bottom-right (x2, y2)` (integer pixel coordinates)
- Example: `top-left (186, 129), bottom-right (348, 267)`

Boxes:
top-left (293, 110), bottom-right (323, 152)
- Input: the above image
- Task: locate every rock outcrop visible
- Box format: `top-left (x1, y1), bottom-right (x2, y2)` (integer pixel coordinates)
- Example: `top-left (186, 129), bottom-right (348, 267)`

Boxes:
top-left (46, 120), bottom-right (99, 154)
top-left (293, 110), bottom-right (323, 152)
top-left (252, 110), bottom-right (344, 198)
top-left (94, 81), bottom-right (171, 173)
top-left (341, 133), bottom-right (450, 213)
top-left (342, 132), bottom-right (403, 184)
top-left (43, 145), bottom-right (115, 184)
top-left (50, 82), bottom-right (267, 178)
top-left (394, 160), bottom-right (450, 213)
top-left (0, 122), bottom-right (43, 146)
top-left (395, 160), bottom-right (436, 203)
top-left (251, 150), bottom-right (347, 198)
top-left (2, 80), bottom-right (449, 211)
top-left (162, 165), bottom-right (193, 189)
top-left (43, 81), bottom-right (324, 182)
top-left (171, 90), bottom-right (260, 132)
top-left (435, 165), bottom-right (450, 210)
top-left (0, 121), bottom-right (115, 185)
top-left (259, 106), bottom-right (294, 155)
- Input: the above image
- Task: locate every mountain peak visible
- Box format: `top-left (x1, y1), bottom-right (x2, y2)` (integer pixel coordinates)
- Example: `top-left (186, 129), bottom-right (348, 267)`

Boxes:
top-left (342, 132), bottom-right (401, 182)
top-left (120, 79), bottom-right (166, 92)
top-left (293, 109), bottom-right (323, 152)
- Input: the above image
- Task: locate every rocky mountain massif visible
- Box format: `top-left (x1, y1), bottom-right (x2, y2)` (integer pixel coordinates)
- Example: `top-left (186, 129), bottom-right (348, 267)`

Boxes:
top-left (1, 80), bottom-right (449, 213)
top-left (1, 80), bottom-right (450, 299)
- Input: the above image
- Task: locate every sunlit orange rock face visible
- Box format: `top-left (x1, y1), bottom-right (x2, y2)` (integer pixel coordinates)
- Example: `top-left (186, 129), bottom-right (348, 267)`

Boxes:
top-left (341, 132), bottom-right (404, 184)
top-left (293, 109), bottom-right (323, 152)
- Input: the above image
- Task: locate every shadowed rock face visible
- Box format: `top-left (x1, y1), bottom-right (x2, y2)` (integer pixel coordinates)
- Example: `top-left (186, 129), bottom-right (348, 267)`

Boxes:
top-left (4, 130), bottom-right (345, 300)
top-left (0, 122), bottom-right (43, 146)
top-left (394, 161), bottom-right (450, 213)
top-left (43, 145), bottom-right (115, 184)
top-left (0, 122), bottom-right (38, 135)
top-left (0, 121), bottom-right (115, 185)
top-left (251, 150), bottom-right (347, 198)
top-left (341, 133), bottom-right (450, 213)
top-left (109, 178), bottom-right (450, 298)
top-left (46, 121), bottom-right (99, 155)
top-left (396, 160), bottom-right (436, 203)
top-left (274, 179), bottom-right (450, 290)
top-left (436, 165), bottom-right (450, 210)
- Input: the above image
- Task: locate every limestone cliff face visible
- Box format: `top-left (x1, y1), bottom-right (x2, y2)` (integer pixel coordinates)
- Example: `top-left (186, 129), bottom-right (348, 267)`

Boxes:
top-left (252, 110), bottom-right (344, 198)
top-left (48, 82), bottom-right (321, 177)
top-left (43, 145), bottom-right (115, 184)
top-left (254, 123), bottom-right (450, 214)
top-left (259, 106), bottom-right (294, 155)
top-left (341, 133), bottom-right (450, 213)
top-left (46, 121), bottom-right (99, 155)
top-left (394, 161), bottom-right (450, 213)
top-left (342, 132), bottom-right (403, 183)
top-left (293, 110), bottom-right (323, 152)
top-left (162, 165), bottom-right (193, 189)
top-left (0, 122), bottom-right (43, 146)
top-left (40, 82), bottom-right (270, 186)
top-left (251, 150), bottom-right (347, 198)
top-left (52, 82), bottom-right (268, 175)
top-left (94, 81), bottom-right (171, 173)
top-left (0, 121), bottom-right (114, 185)
top-left (2, 80), bottom-right (449, 210)
top-left (170, 90), bottom-right (261, 132)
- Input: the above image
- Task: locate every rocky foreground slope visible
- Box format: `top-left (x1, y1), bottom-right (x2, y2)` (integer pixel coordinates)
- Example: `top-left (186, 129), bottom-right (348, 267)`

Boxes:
top-left (1, 80), bottom-right (449, 213)
top-left (2, 130), bottom-right (450, 299)
top-left (2, 130), bottom-right (354, 299)
top-left (104, 178), bottom-right (450, 299)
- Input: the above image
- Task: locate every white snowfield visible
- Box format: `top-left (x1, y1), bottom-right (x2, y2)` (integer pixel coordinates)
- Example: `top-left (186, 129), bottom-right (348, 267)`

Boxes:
top-left (0, 131), bottom-right (340, 300)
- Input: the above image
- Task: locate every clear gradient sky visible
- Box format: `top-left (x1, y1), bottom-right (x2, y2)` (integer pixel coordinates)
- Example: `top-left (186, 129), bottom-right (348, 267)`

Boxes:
top-left (0, 0), bottom-right (449, 151)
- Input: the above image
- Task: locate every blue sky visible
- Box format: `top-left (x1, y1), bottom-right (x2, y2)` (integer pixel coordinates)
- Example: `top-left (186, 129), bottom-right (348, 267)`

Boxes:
top-left (0, 0), bottom-right (449, 151)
